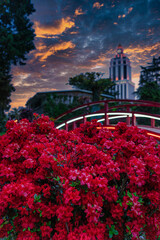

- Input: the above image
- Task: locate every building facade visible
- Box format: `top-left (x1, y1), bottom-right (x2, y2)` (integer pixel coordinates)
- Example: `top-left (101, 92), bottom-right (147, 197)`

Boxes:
top-left (109, 44), bottom-right (135, 99)
top-left (26, 89), bottom-right (113, 114)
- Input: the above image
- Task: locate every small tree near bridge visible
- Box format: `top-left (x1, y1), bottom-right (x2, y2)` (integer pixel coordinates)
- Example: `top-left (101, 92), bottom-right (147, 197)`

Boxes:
top-left (68, 72), bottom-right (117, 101)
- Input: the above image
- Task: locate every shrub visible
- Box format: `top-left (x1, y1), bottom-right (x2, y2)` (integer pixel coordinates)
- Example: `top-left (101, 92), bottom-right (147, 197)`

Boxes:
top-left (0, 116), bottom-right (159, 239)
top-left (0, 115), bottom-right (7, 134)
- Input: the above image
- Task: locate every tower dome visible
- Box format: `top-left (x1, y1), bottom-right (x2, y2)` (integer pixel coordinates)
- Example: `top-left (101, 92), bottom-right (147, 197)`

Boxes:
top-left (117, 44), bottom-right (124, 55)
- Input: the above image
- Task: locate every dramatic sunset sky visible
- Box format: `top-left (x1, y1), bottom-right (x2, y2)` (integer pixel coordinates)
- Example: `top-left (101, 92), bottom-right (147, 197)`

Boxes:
top-left (11, 0), bottom-right (160, 109)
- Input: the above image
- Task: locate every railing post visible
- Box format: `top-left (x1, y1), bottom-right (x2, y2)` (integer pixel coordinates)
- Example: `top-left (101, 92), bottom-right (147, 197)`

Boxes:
top-left (73, 121), bottom-right (76, 130)
top-left (65, 123), bottom-right (68, 131)
top-left (83, 116), bottom-right (86, 124)
top-left (126, 106), bottom-right (130, 126)
top-left (151, 119), bottom-right (155, 128)
top-left (105, 102), bottom-right (109, 112)
top-left (126, 115), bottom-right (130, 126)
top-left (132, 113), bottom-right (136, 126)
top-left (105, 114), bottom-right (109, 126)
top-left (105, 102), bottom-right (109, 126)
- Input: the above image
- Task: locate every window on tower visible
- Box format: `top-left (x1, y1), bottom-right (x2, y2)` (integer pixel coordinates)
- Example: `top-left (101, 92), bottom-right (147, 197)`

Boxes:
top-left (117, 85), bottom-right (119, 98)
top-left (121, 84), bottom-right (123, 99)
top-left (124, 84), bottom-right (126, 99)
top-left (113, 66), bottom-right (116, 81)
top-left (118, 65), bottom-right (121, 80)
top-left (124, 65), bottom-right (127, 79)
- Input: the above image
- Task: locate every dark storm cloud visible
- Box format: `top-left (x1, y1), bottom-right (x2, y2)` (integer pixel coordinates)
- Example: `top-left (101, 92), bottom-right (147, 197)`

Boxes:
top-left (11, 0), bottom-right (160, 108)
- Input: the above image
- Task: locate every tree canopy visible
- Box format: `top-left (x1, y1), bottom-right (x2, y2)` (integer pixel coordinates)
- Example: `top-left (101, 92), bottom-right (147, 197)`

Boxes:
top-left (135, 57), bottom-right (160, 116)
top-left (136, 81), bottom-right (160, 102)
top-left (135, 57), bottom-right (160, 102)
top-left (68, 72), bottom-right (117, 101)
top-left (0, 0), bottom-right (35, 114)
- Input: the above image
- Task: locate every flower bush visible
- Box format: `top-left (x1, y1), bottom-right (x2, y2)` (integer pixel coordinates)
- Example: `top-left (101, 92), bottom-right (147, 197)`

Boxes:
top-left (0, 115), bottom-right (160, 239)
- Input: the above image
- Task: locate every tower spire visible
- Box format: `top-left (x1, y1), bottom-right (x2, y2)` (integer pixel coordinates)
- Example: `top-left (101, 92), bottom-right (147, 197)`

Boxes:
top-left (117, 44), bottom-right (124, 55)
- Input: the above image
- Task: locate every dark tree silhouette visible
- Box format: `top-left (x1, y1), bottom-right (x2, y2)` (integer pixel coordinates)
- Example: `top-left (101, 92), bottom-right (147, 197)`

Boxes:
top-left (135, 57), bottom-right (160, 117)
top-left (136, 57), bottom-right (160, 102)
top-left (0, 0), bottom-right (35, 114)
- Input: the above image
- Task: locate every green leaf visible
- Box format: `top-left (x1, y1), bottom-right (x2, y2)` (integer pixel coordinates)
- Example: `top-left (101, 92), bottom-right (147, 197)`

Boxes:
top-left (38, 208), bottom-right (42, 217)
top-left (54, 176), bottom-right (60, 182)
top-left (126, 225), bottom-right (131, 234)
top-left (138, 198), bottom-right (144, 204)
top-left (34, 194), bottom-right (41, 202)
top-left (23, 228), bottom-right (26, 231)
top-left (114, 230), bottom-right (119, 235)
top-left (70, 181), bottom-right (77, 187)
top-left (108, 225), bottom-right (119, 238)
top-left (12, 213), bottom-right (18, 220)
top-left (46, 221), bottom-right (51, 226)
top-left (116, 199), bottom-right (122, 206)
top-left (127, 191), bottom-right (132, 198)
top-left (133, 192), bottom-right (138, 196)
top-left (126, 225), bottom-right (130, 231)
top-left (126, 201), bottom-right (133, 206)
top-left (109, 231), bottom-right (113, 238)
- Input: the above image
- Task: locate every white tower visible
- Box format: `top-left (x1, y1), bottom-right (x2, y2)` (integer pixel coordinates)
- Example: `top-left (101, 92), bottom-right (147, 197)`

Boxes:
top-left (109, 44), bottom-right (135, 99)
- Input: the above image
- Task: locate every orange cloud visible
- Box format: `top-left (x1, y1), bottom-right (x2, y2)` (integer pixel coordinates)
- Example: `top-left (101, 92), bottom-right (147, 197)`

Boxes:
top-left (93, 2), bottom-right (104, 9)
top-left (70, 31), bottom-right (79, 34)
top-left (35, 41), bottom-right (76, 61)
top-left (147, 28), bottom-right (154, 36)
top-left (34, 17), bottom-right (75, 38)
top-left (74, 7), bottom-right (85, 16)
top-left (118, 8), bottom-right (133, 19)
top-left (11, 88), bottom-right (57, 109)
top-left (91, 48), bottom-right (114, 65)
top-left (128, 7), bottom-right (133, 14)
top-left (11, 91), bottom-right (36, 109)
top-left (118, 14), bottom-right (126, 19)
top-left (125, 43), bottom-right (160, 56)
top-left (132, 73), bottom-right (140, 89)
top-left (35, 41), bottom-right (46, 51)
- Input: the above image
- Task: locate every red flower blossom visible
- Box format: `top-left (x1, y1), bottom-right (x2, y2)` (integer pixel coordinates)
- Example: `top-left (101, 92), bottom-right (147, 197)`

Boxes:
top-left (0, 118), bottom-right (159, 239)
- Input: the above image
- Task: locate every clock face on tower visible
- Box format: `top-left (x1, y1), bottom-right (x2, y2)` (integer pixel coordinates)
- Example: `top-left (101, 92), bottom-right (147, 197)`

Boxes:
top-left (117, 49), bottom-right (122, 54)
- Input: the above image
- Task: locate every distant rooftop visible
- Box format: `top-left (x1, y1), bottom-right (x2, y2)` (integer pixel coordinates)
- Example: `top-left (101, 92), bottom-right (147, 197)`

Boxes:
top-left (26, 89), bottom-right (114, 105)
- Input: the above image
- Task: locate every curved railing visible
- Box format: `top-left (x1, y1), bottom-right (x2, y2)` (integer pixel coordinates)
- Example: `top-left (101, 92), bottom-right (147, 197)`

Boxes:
top-left (54, 99), bottom-right (160, 132)
top-left (55, 99), bottom-right (160, 121)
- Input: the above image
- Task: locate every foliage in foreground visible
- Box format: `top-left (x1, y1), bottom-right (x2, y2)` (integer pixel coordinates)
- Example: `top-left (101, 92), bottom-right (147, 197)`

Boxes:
top-left (0, 116), bottom-right (160, 239)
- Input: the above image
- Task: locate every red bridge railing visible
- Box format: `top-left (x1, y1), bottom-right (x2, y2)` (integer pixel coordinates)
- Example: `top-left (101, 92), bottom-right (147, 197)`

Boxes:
top-left (54, 99), bottom-right (160, 138)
